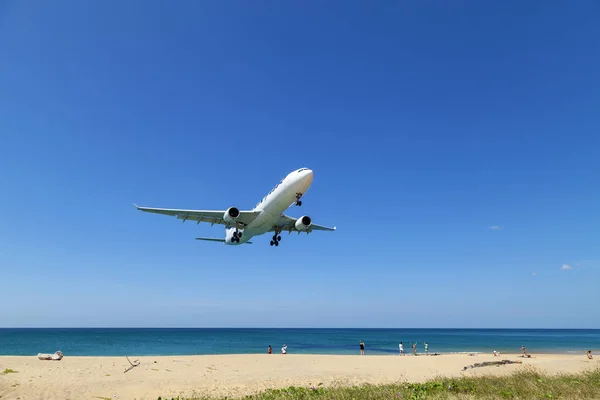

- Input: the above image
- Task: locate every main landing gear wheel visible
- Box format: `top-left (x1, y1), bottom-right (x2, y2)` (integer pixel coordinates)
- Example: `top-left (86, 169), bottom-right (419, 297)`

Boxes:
top-left (232, 230), bottom-right (242, 243)
top-left (295, 193), bottom-right (303, 206)
top-left (270, 233), bottom-right (282, 247)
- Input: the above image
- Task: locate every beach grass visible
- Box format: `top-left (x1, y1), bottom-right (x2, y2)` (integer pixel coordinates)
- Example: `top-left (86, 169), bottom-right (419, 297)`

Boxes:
top-left (159, 366), bottom-right (600, 400)
top-left (1, 368), bottom-right (18, 375)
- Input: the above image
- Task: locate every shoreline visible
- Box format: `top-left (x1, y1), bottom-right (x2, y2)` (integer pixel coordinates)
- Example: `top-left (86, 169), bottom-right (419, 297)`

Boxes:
top-left (2, 349), bottom-right (597, 357)
top-left (1, 352), bottom-right (595, 358)
top-left (1, 353), bottom-right (597, 400)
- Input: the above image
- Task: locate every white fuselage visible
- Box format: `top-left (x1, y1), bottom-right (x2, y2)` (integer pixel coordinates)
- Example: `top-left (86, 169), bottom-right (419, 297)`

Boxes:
top-left (224, 168), bottom-right (314, 245)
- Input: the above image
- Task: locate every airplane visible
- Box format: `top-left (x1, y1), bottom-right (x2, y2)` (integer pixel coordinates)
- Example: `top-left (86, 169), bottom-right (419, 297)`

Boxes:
top-left (134, 168), bottom-right (336, 247)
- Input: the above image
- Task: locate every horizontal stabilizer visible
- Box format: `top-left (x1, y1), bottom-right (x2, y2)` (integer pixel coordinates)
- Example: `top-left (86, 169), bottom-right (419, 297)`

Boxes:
top-left (195, 237), bottom-right (253, 244)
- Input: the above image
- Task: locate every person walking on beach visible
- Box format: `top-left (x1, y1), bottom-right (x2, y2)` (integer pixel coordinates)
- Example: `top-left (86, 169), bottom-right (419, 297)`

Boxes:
top-left (282, 344), bottom-right (287, 354)
top-left (399, 341), bottom-right (404, 355)
top-left (424, 342), bottom-right (429, 356)
top-left (268, 345), bottom-right (272, 354)
top-left (412, 342), bottom-right (417, 355)
top-left (359, 340), bottom-right (365, 355)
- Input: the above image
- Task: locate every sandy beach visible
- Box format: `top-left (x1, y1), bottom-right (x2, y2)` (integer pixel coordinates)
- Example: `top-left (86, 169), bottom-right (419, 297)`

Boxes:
top-left (0, 353), bottom-right (596, 400)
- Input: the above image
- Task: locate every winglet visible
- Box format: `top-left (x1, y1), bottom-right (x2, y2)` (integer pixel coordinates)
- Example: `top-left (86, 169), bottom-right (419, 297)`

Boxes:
top-left (133, 203), bottom-right (140, 209)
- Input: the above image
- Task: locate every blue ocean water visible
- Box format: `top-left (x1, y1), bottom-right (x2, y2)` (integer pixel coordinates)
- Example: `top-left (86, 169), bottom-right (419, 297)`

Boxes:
top-left (1, 329), bottom-right (598, 356)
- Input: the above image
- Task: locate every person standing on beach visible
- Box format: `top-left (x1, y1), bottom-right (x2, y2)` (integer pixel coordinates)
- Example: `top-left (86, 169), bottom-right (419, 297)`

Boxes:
top-left (399, 341), bottom-right (404, 355)
top-left (412, 342), bottom-right (417, 355)
top-left (424, 342), bottom-right (429, 355)
top-left (360, 340), bottom-right (365, 355)
top-left (282, 344), bottom-right (287, 354)
top-left (268, 345), bottom-right (272, 354)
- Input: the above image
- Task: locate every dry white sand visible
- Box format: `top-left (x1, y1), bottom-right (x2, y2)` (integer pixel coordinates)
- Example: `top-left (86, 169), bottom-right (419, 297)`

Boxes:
top-left (0, 353), bottom-right (596, 400)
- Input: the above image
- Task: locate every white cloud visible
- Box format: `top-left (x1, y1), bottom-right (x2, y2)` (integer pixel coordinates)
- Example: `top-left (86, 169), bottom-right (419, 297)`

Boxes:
top-left (488, 225), bottom-right (501, 230)
top-left (560, 264), bottom-right (572, 270)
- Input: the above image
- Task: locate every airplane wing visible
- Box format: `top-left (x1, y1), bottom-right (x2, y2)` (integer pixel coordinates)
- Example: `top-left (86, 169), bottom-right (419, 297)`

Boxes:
top-left (269, 214), bottom-right (336, 233)
top-left (134, 204), bottom-right (262, 227)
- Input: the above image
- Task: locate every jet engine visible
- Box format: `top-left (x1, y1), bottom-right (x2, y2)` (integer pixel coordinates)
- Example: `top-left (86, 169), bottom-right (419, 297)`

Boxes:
top-left (294, 215), bottom-right (312, 231)
top-left (223, 207), bottom-right (240, 224)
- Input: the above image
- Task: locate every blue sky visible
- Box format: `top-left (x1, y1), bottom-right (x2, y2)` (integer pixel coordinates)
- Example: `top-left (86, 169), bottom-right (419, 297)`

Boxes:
top-left (1, 0), bottom-right (599, 328)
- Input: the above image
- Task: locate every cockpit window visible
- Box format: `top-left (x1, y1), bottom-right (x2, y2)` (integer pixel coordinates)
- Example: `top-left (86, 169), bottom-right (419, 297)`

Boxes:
top-left (297, 168), bottom-right (308, 173)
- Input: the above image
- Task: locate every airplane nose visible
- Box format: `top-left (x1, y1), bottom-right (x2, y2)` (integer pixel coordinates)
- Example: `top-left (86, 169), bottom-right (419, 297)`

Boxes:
top-left (306, 169), bottom-right (314, 182)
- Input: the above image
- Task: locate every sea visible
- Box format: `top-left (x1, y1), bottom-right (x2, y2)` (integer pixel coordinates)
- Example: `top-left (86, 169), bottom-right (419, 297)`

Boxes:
top-left (1, 328), bottom-right (598, 356)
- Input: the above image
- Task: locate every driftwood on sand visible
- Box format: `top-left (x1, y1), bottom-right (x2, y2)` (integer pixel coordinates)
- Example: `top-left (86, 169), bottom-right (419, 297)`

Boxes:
top-left (37, 351), bottom-right (63, 361)
top-left (462, 359), bottom-right (522, 371)
top-left (124, 356), bottom-right (140, 373)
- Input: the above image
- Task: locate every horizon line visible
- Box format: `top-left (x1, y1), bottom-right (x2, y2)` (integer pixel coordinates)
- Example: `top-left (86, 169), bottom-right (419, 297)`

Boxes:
top-left (2, 327), bottom-right (599, 330)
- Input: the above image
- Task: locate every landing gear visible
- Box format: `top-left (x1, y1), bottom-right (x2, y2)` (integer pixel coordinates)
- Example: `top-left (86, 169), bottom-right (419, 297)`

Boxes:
top-left (295, 193), bottom-right (303, 206)
top-left (270, 233), bottom-right (282, 247)
top-left (232, 228), bottom-right (242, 243)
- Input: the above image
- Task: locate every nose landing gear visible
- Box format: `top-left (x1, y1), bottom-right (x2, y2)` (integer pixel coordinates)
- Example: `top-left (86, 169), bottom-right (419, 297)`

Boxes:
top-left (295, 193), bottom-right (303, 206)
